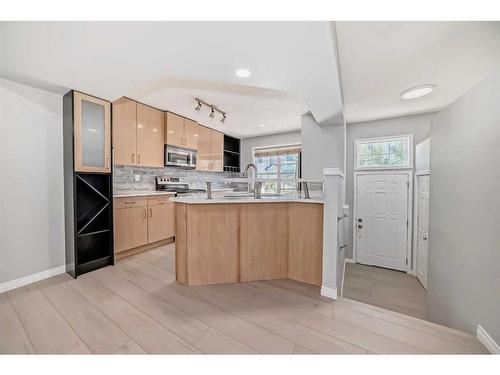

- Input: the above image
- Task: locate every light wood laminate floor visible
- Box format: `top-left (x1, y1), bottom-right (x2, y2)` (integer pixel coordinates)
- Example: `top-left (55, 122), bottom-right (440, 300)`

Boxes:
top-left (0, 244), bottom-right (487, 354)
top-left (343, 263), bottom-right (427, 320)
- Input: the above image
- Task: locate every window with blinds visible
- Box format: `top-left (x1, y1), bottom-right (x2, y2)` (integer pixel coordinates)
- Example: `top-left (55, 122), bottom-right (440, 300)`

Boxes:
top-left (253, 145), bottom-right (301, 194)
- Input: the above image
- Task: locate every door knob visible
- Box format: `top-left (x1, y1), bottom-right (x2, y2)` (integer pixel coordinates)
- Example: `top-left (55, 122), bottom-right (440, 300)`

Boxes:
top-left (358, 218), bottom-right (362, 222)
top-left (358, 225), bottom-right (362, 229)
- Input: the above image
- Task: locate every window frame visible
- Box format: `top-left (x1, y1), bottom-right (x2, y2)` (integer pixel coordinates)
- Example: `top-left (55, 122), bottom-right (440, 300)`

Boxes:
top-left (353, 134), bottom-right (414, 171)
top-left (252, 143), bottom-right (301, 194)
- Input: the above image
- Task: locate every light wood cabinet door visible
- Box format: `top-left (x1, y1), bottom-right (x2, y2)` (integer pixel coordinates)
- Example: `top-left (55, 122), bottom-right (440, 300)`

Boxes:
top-left (196, 125), bottom-right (212, 171)
top-left (112, 97), bottom-right (137, 166)
top-left (74, 92), bottom-right (111, 173)
top-left (288, 203), bottom-right (323, 286)
top-left (147, 202), bottom-right (175, 243)
top-left (210, 130), bottom-right (224, 171)
top-left (137, 103), bottom-right (164, 167)
top-left (240, 203), bottom-right (289, 282)
top-left (184, 119), bottom-right (200, 150)
top-left (165, 112), bottom-right (185, 147)
top-left (186, 204), bottom-right (238, 285)
top-left (113, 206), bottom-right (148, 253)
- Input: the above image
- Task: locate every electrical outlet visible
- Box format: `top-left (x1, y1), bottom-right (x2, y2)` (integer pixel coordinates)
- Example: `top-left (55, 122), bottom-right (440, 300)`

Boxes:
top-left (134, 174), bottom-right (140, 182)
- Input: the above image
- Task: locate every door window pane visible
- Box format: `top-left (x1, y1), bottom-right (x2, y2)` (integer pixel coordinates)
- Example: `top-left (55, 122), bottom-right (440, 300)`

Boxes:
top-left (81, 99), bottom-right (105, 168)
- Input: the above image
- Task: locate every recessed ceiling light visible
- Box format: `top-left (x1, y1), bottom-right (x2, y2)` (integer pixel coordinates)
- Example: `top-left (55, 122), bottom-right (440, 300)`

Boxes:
top-left (259, 124), bottom-right (265, 127)
top-left (400, 85), bottom-right (435, 100)
top-left (236, 69), bottom-right (251, 78)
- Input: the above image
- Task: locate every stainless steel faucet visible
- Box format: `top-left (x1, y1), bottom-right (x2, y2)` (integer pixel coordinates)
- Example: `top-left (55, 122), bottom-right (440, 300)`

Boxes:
top-left (243, 163), bottom-right (257, 194)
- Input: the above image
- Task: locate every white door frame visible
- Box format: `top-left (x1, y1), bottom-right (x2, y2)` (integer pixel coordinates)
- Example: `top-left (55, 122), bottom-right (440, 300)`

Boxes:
top-left (353, 169), bottom-right (414, 274)
top-left (412, 170), bottom-right (430, 277)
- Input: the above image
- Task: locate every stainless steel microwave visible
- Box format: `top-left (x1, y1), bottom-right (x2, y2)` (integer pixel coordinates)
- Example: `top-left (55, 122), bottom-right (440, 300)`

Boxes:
top-left (165, 145), bottom-right (197, 169)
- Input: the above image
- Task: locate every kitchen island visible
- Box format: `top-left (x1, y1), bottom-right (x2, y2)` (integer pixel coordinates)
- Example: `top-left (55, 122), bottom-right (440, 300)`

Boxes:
top-left (171, 194), bottom-right (324, 287)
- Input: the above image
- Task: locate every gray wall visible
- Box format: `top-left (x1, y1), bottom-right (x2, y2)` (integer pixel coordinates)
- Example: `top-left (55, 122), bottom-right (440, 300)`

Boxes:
top-left (345, 113), bottom-right (433, 259)
top-left (427, 69), bottom-right (500, 342)
top-left (240, 131), bottom-right (301, 169)
top-left (301, 113), bottom-right (344, 178)
top-left (0, 77), bottom-right (65, 284)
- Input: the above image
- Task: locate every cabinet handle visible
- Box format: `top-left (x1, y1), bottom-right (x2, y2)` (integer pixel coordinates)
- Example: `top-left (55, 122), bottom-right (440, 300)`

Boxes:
top-left (106, 157), bottom-right (110, 169)
top-left (124, 201), bottom-right (136, 205)
top-left (137, 154), bottom-right (141, 164)
top-left (149, 208), bottom-right (153, 218)
top-left (144, 209), bottom-right (147, 218)
top-left (132, 153), bottom-right (135, 163)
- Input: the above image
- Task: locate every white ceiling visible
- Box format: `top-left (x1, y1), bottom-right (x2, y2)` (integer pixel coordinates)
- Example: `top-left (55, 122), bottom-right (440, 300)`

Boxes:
top-left (0, 21), bottom-right (343, 138)
top-left (335, 21), bottom-right (500, 123)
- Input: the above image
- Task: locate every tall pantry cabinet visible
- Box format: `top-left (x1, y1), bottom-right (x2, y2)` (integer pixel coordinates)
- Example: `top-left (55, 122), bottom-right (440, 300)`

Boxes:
top-left (63, 91), bottom-right (114, 278)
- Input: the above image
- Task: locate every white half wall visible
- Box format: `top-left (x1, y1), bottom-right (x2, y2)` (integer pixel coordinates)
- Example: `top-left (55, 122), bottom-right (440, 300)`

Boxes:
top-left (0, 77), bottom-right (65, 285)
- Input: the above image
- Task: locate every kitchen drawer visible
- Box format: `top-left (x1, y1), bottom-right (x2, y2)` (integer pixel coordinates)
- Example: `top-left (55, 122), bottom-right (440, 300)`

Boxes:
top-left (147, 194), bottom-right (174, 206)
top-left (114, 196), bottom-right (148, 209)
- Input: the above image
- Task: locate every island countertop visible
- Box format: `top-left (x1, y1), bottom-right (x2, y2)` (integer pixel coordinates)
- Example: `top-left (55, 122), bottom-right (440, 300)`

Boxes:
top-left (169, 195), bottom-right (324, 204)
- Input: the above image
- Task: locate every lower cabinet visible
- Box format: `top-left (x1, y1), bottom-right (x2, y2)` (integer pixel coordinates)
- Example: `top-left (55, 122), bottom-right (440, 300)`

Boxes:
top-left (240, 203), bottom-right (289, 282)
top-left (113, 195), bottom-right (175, 256)
top-left (148, 199), bottom-right (175, 243)
top-left (175, 202), bottom-right (323, 287)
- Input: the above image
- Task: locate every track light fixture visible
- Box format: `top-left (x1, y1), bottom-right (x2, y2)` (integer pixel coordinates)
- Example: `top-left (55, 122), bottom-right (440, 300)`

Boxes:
top-left (194, 98), bottom-right (228, 124)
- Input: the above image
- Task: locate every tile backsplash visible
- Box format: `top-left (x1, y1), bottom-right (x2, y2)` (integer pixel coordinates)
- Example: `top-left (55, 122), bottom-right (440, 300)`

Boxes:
top-left (113, 165), bottom-right (240, 192)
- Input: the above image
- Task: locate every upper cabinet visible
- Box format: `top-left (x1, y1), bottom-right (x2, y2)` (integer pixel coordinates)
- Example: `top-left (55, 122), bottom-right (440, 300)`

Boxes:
top-left (165, 112), bottom-right (185, 148)
top-left (74, 92), bottom-right (111, 173)
top-left (196, 127), bottom-right (223, 172)
top-left (165, 112), bottom-right (200, 150)
top-left (136, 103), bottom-right (164, 167)
top-left (184, 119), bottom-right (200, 150)
top-left (112, 97), bottom-right (137, 166)
top-left (211, 130), bottom-right (224, 172)
top-left (112, 97), bottom-right (164, 168)
top-left (196, 125), bottom-right (212, 171)
top-left (113, 101), bottom-right (226, 172)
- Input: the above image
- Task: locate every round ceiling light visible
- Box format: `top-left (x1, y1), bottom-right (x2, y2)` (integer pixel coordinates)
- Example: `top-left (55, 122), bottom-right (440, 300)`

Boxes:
top-left (400, 85), bottom-right (435, 100)
top-left (236, 68), bottom-right (251, 78)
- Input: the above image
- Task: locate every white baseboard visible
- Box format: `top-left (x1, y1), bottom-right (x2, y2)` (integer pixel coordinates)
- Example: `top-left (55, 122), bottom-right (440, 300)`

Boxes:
top-left (344, 258), bottom-right (355, 263)
top-left (477, 325), bottom-right (500, 354)
top-left (321, 286), bottom-right (337, 300)
top-left (0, 265), bottom-right (66, 294)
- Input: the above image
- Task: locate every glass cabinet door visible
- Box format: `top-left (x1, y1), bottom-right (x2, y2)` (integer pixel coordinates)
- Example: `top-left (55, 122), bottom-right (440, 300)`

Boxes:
top-left (74, 92), bottom-right (111, 173)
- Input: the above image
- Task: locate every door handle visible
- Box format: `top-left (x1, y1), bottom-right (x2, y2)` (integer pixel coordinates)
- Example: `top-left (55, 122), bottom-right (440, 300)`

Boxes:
top-left (149, 208), bottom-right (153, 218)
top-left (423, 237), bottom-right (428, 240)
top-left (132, 153), bottom-right (135, 163)
top-left (137, 154), bottom-right (141, 164)
top-left (143, 209), bottom-right (147, 218)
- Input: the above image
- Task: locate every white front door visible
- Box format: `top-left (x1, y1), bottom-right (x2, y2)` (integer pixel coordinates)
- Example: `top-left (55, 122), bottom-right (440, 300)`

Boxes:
top-left (355, 173), bottom-right (409, 271)
top-left (416, 175), bottom-right (430, 289)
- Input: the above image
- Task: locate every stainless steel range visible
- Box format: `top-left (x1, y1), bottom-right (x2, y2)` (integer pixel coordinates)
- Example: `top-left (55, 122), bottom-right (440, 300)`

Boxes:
top-left (155, 176), bottom-right (206, 196)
